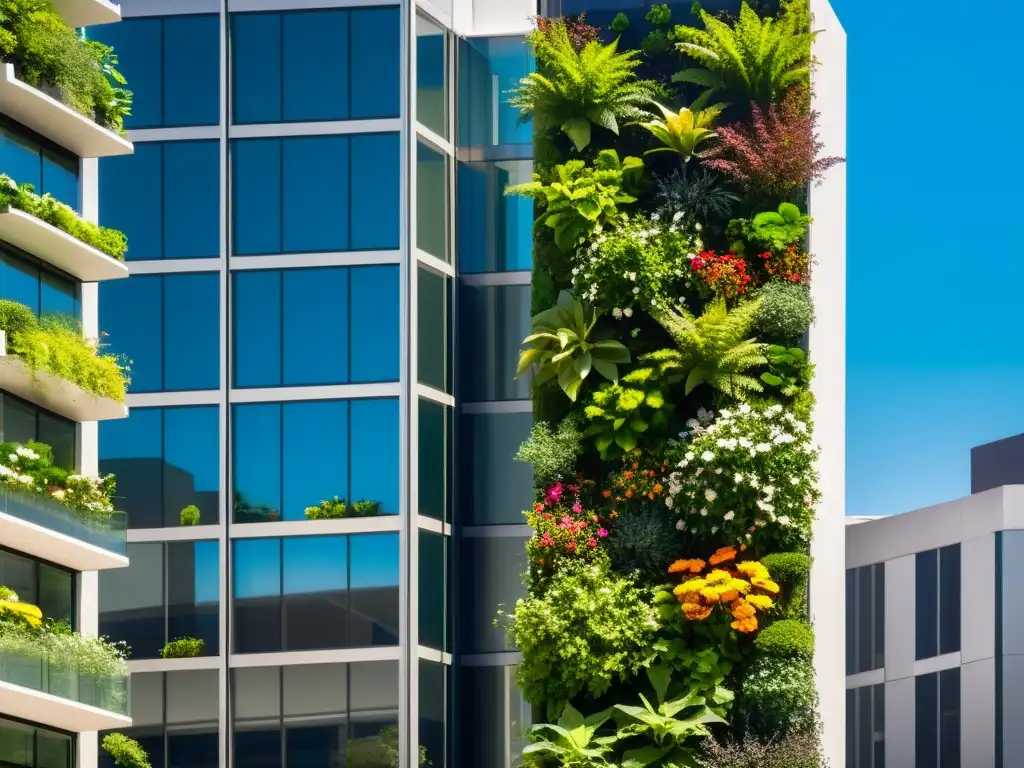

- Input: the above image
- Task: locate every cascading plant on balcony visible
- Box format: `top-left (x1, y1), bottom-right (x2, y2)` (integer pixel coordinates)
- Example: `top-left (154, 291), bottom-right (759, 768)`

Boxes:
top-left (0, 440), bottom-right (116, 522)
top-left (502, 2), bottom-right (844, 763)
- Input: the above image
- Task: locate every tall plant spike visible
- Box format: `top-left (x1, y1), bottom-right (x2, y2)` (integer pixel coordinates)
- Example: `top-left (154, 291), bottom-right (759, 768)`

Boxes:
top-left (672, 1), bottom-right (815, 110)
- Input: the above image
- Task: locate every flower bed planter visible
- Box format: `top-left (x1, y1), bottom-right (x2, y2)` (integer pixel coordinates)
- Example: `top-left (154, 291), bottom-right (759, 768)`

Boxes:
top-left (0, 64), bottom-right (132, 159)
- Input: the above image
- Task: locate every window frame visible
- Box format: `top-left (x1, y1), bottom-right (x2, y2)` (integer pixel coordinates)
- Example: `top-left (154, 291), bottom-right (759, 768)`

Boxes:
top-left (846, 561), bottom-right (885, 675)
top-left (0, 544), bottom-right (76, 629)
top-left (915, 544), bottom-right (961, 661)
top-left (0, 115), bottom-right (80, 210)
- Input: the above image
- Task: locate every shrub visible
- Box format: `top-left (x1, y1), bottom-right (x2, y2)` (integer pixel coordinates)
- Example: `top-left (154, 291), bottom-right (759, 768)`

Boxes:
top-left (729, 203), bottom-right (811, 257)
top-left (525, 481), bottom-right (608, 578)
top-left (698, 728), bottom-right (827, 768)
top-left (605, 504), bottom-right (679, 580)
top-left (755, 282), bottom-right (814, 343)
top-left (0, 177), bottom-right (128, 259)
top-left (160, 637), bottom-right (204, 658)
top-left (755, 619), bottom-right (814, 660)
top-left (515, 416), bottom-right (584, 486)
top-left (654, 167), bottom-right (740, 231)
top-left (645, 3), bottom-right (671, 26)
top-left (305, 497), bottom-right (348, 520)
top-left (179, 505), bottom-right (200, 526)
top-left (350, 500), bottom-right (381, 516)
top-left (101, 733), bottom-right (151, 768)
top-left (610, 11), bottom-right (630, 32)
top-left (738, 656), bottom-right (816, 739)
top-left (7, 311), bottom-right (129, 401)
top-left (498, 557), bottom-right (658, 717)
top-left (0, 298), bottom-right (36, 337)
top-left (0, 440), bottom-right (116, 522)
top-left (762, 551), bottom-right (811, 617)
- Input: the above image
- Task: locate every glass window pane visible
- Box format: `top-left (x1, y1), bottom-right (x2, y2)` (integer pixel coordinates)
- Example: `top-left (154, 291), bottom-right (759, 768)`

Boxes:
top-left (38, 564), bottom-right (72, 625)
top-left (90, 19), bottom-right (162, 129)
top-left (282, 401), bottom-right (348, 521)
top-left (349, 661), bottom-right (398, 734)
top-left (167, 541), bottom-right (219, 655)
top-left (459, 412), bottom-right (533, 525)
top-left (939, 668), bottom-right (959, 768)
top-left (165, 406), bottom-right (220, 527)
top-left (349, 266), bottom-right (399, 383)
top-left (0, 248), bottom-right (41, 313)
top-left (100, 143), bottom-right (163, 261)
top-left (916, 548), bottom-right (938, 660)
top-left (234, 665), bottom-right (282, 720)
top-left (349, 133), bottom-right (400, 250)
top-left (233, 139), bottom-right (282, 256)
top-left (846, 569), bottom-right (856, 676)
top-left (349, 398), bottom-right (399, 515)
top-left (99, 407), bottom-right (163, 529)
top-left (857, 564), bottom-right (872, 674)
top-left (41, 151), bottom-right (79, 211)
top-left (233, 539), bottom-right (282, 654)
top-left (234, 404), bottom-right (282, 522)
top-left (99, 542), bottom-right (164, 660)
top-left (457, 36), bottom-right (533, 148)
top-left (1003, 532), bottom-right (1024, 654)
top-left (458, 666), bottom-right (530, 768)
top-left (282, 11), bottom-right (348, 122)
top-left (461, 536), bottom-right (528, 653)
top-left (232, 13), bottom-right (282, 124)
top-left (0, 549), bottom-right (36, 607)
top-left (416, 141), bottom-right (450, 262)
top-left (418, 659), bottom-right (447, 768)
top-left (458, 284), bottom-right (531, 401)
top-left (36, 726), bottom-right (73, 768)
top-left (417, 266), bottom-right (450, 392)
top-left (168, 730), bottom-right (217, 768)
top-left (457, 160), bottom-right (534, 274)
top-left (873, 564), bottom-right (885, 670)
top-left (283, 662), bottom-right (346, 716)
top-left (349, 9), bottom-right (401, 119)
top-left (100, 275), bottom-right (161, 393)
top-left (164, 141), bottom-right (220, 259)
top-left (164, 17), bottom-right (219, 126)
top-left (234, 270), bottom-right (283, 388)
top-left (283, 537), bottom-right (347, 650)
top-left (40, 269), bottom-right (78, 319)
top-left (419, 531), bottom-right (447, 651)
top-left (915, 672), bottom-right (938, 768)
top-left (416, 16), bottom-right (447, 138)
top-left (282, 268), bottom-right (348, 386)
top-left (37, 410), bottom-right (75, 470)
top-left (0, 128), bottom-right (41, 191)
top-left (418, 399), bottom-right (449, 522)
top-left (167, 669), bottom-right (219, 724)
top-left (939, 544), bottom-right (960, 655)
top-left (164, 273), bottom-right (220, 390)
top-left (282, 136), bottom-right (348, 253)
top-left (0, 717), bottom-right (35, 768)
top-left (349, 534), bottom-right (399, 646)
top-left (2, 394), bottom-right (36, 446)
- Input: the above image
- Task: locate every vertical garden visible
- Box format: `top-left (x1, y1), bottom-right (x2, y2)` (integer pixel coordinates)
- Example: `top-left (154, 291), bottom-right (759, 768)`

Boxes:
top-left (500, 1), bottom-right (843, 765)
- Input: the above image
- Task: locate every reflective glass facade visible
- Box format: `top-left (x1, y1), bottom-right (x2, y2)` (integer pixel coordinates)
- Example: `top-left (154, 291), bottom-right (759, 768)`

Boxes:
top-left (92, 7), bottom-right (536, 768)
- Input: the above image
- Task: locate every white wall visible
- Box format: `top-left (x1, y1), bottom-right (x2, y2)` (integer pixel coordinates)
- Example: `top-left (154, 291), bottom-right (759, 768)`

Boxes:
top-left (808, 1), bottom-right (847, 764)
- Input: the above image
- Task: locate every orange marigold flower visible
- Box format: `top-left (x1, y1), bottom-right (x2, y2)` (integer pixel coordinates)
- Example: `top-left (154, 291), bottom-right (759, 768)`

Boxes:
top-left (731, 616), bottom-right (759, 633)
top-left (601, 489), bottom-right (612, 498)
top-left (709, 546), bottom-right (738, 566)
top-left (731, 600), bottom-right (756, 620)
top-left (668, 558), bottom-right (705, 574)
top-left (623, 471), bottom-right (634, 480)
top-left (719, 589), bottom-right (740, 603)
top-left (699, 587), bottom-right (721, 603)
top-left (648, 493), bottom-right (655, 500)
top-left (683, 603), bottom-right (714, 621)
top-left (625, 489), bottom-right (633, 498)
top-left (653, 483), bottom-right (664, 494)
top-left (752, 577), bottom-right (780, 594)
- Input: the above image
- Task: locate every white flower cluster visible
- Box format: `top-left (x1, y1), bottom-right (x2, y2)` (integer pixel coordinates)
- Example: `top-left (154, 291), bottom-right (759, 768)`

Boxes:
top-left (665, 403), bottom-right (819, 544)
top-left (0, 447), bottom-right (114, 521)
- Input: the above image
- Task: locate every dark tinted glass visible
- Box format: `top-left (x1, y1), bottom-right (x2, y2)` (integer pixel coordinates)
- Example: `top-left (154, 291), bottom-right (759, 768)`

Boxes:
top-left (233, 538), bottom-right (283, 654)
top-left (460, 535), bottom-right (528, 653)
top-left (99, 542), bottom-right (164, 658)
top-left (458, 284), bottom-right (531, 401)
top-left (916, 549), bottom-right (939, 660)
top-left (417, 266), bottom-right (450, 392)
top-left (456, 160), bottom-right (533, 274)
top-left (416, 142), bottom-right (449, 261)
top-left (418, 399), bottom-right (451, 523)
top-left (459, 412), bottom-right (533, 525)
top-left (419, 530), bottom-right (447, 651)
top-left (0, 123), bottom-right (79, 210)
top-left (349, 9), bottom-right (401, 118)
top-left (350, 534), bottom-right (399, 646)
top-left (0, 717), bottom-right (73, 768)
top-left (283, 536), bottom-right (347, 650)
top-left (167, 541), bottom-right (220, 655)
top-left (915, 672), bottom-right (938, 768)
top-left (416, 16), bottom-right (447, 138)
top-left (0, 246), bottom-right (79, 319)
top-left (0, 550), bottom-right (73, 626)
top-left (350, 133), bottom-right (401, 250)
top-left (1, 394), bottom-right (76, 470)
top-left (939, 544), bottom-right (961, 655)
top-left (939, 668), bottom-right (960, 768)
top-left (419, 660), bottom-right (447, 768)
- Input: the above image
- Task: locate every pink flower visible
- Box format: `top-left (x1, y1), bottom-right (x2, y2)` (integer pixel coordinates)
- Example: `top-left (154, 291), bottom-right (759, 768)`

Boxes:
top-left (597, 528), bottom-right (609, 538)
top-left (559, 514), bottom-right (574, 528)
top-left (572, 502), bottom-right (583, 513)
top-left (539, 532), bottom-right (554, 548)
top-left (588, 538), bottom-right (597, 548)
top-left (546, 483), bottom-right (564, 503)
top-left (567, 541), bottom-right (577, 553)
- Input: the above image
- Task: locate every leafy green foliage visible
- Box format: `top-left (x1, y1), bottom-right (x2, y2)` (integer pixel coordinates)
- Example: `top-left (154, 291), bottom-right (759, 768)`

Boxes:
top-left (511, 20), bottom-right (660, 151)
top-left (650, 601), bottom-right (742, 703)
top-left (179, 505), bottom-right (200, 526)
top-left (640, 101), bottom-right (725, 162)
top-left (101, 733), bottom-right (151, 768)
top-left (728, 202), bottom-right (810, 256)
top-left (0, 305), bottom-right (129, 401)
top-left (304, 496), bottom-right (381, 520)
top-left (605, 504), bottom-right (680, 581)
top-left (584, 350), bottom-right (685, 459)
top-left (697, 728), bottom-right (826, 768)
top-left (517, 291), bottom-right (631, 402)
top-left (761, 551), bottom-right (811, 617)
top-left (613, 666), bottom-right (731, 766)
top-left (754, 619), bottom-right (814, 660)
top-left (646, 3), bottom-right (672, 26)
top-left (507, 150), bottom-right (645, 253)
top-left (672, 2), bottom-right (814, 110)
top-left (610, 12), bottom-right (630, 33)
top-left (160, 637), bottom-right (204, 658)
top-left (346, 725), bottom-right (429, 767)
top-left (754, 283), bottom-right (814, 343)
top-left (499, 558), bottom-right (659, 717)
top-left (654, 167), bottom-right (740, 230)
top-left (738, 656), bottom-right (816, 739)
top-left (641, 29), bottom-right (671, 55)
top-left (0, 0), bottom-right (132, 132)
top-left (649, 298), bottom-right (767, 399)
top-left (516, 416), bottom-right (585, 486)
top-left (524, 702), bottom-right (620, 767)
top-left (0, 176), bottom-right (128, 259)
top-left (761, 345), bottom-right (812, 398)
top-left (0, 440), bottom-right (116, 522)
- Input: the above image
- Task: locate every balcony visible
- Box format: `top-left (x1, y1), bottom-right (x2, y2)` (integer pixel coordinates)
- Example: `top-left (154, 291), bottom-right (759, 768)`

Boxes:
top-left (50, 0), bottom-right (121, 28)
top-left (0, 207), bottom-right (129, 282)
top-left (0, 483), bottom-right (127, 571)
top-left (0, 64), bottom-right (132, 159)
top-left (0, 640), bottom-right (130, 732)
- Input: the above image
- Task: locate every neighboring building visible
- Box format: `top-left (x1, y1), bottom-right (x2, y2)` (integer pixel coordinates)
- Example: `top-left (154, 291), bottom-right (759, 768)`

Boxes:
top-left (84, 2), bottom-right (847, 768)
top-left (0, 0), bottom-right (136, 767)
top-left (845, 432), bottom-right (1024, 767)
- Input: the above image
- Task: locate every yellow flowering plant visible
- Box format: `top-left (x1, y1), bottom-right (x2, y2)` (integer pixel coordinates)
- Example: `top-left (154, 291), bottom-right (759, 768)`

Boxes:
top-left (665, 546), bottom-right (779, 633)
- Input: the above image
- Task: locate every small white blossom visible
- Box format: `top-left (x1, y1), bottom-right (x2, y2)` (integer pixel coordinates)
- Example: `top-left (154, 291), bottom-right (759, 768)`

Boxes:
top-left (623, 308), bottom-right (633, 318)
top-left (701, 451), bottom-right (714, 462)
top-left (612, 308), bottom-right (623, 319)
top-left (724, 511), bottom-right (735, 521)
top-left (676, 519), bottom-right (686, 531)
top-left (778, 516), bottom-right (791, 526)
top-left (704, 489), bottom-right (717, 502)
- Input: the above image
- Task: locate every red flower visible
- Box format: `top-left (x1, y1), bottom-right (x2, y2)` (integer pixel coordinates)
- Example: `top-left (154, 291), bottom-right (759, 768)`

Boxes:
top-left (588, 538), bottom-right (597, 548)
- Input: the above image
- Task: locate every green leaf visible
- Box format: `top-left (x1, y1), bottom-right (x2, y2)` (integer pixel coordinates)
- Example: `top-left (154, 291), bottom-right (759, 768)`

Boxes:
top-left (591, 357), bottom-right (619, 382)
top-left (647, 665), bottom-right (671, 706)
top-left (557, 703), bottom-right (586, 732)
top-left (622, 745), bottom-right (671, 768)
top-left (574, 351), bottom-right (593, 381)
top-left (562, 117), bottom-right (592, 151)
top-left (629, 417), bottom-right (649, 433)
top-left (590, 339), bottom-right (632, 364)
top-left (614, 431), bottom-right (637, 452)
top-left (760, 372), bottom-right (783, 386)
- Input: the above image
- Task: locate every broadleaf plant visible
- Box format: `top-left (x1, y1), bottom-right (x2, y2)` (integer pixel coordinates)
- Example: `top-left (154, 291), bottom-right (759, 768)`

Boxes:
top-left (727, 202), bottom-right (810, 256)
top-left (639, 101), bottom-right (726, 163)
top-left (507, 149), bottom-right (645, 253)
top-left (648, 298), bottom-right (767, 400)
top-left (672, 1), bottom-right (814, 111)
top-left (760, 344), bottom-right (811, 398)
top-left (517, 291), bottom-right (631, 402)
top-left (523, 702), bottom-right (620, 766)
top-left (511, 19), bottom-right (661, 151)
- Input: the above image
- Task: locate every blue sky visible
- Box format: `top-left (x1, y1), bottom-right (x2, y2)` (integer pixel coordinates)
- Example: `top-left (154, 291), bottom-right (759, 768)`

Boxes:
top-left (836, 0), bottom-right (1024, 516)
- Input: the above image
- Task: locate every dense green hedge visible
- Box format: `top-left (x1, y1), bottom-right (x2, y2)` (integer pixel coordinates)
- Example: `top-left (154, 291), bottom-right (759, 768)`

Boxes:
top-left (500, 2), bottom-right (843, 765)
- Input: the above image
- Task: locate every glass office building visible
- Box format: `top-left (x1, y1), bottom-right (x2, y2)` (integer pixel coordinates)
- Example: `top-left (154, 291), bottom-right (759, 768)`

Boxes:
top-left (89, 1), bottom-right (536, 766)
